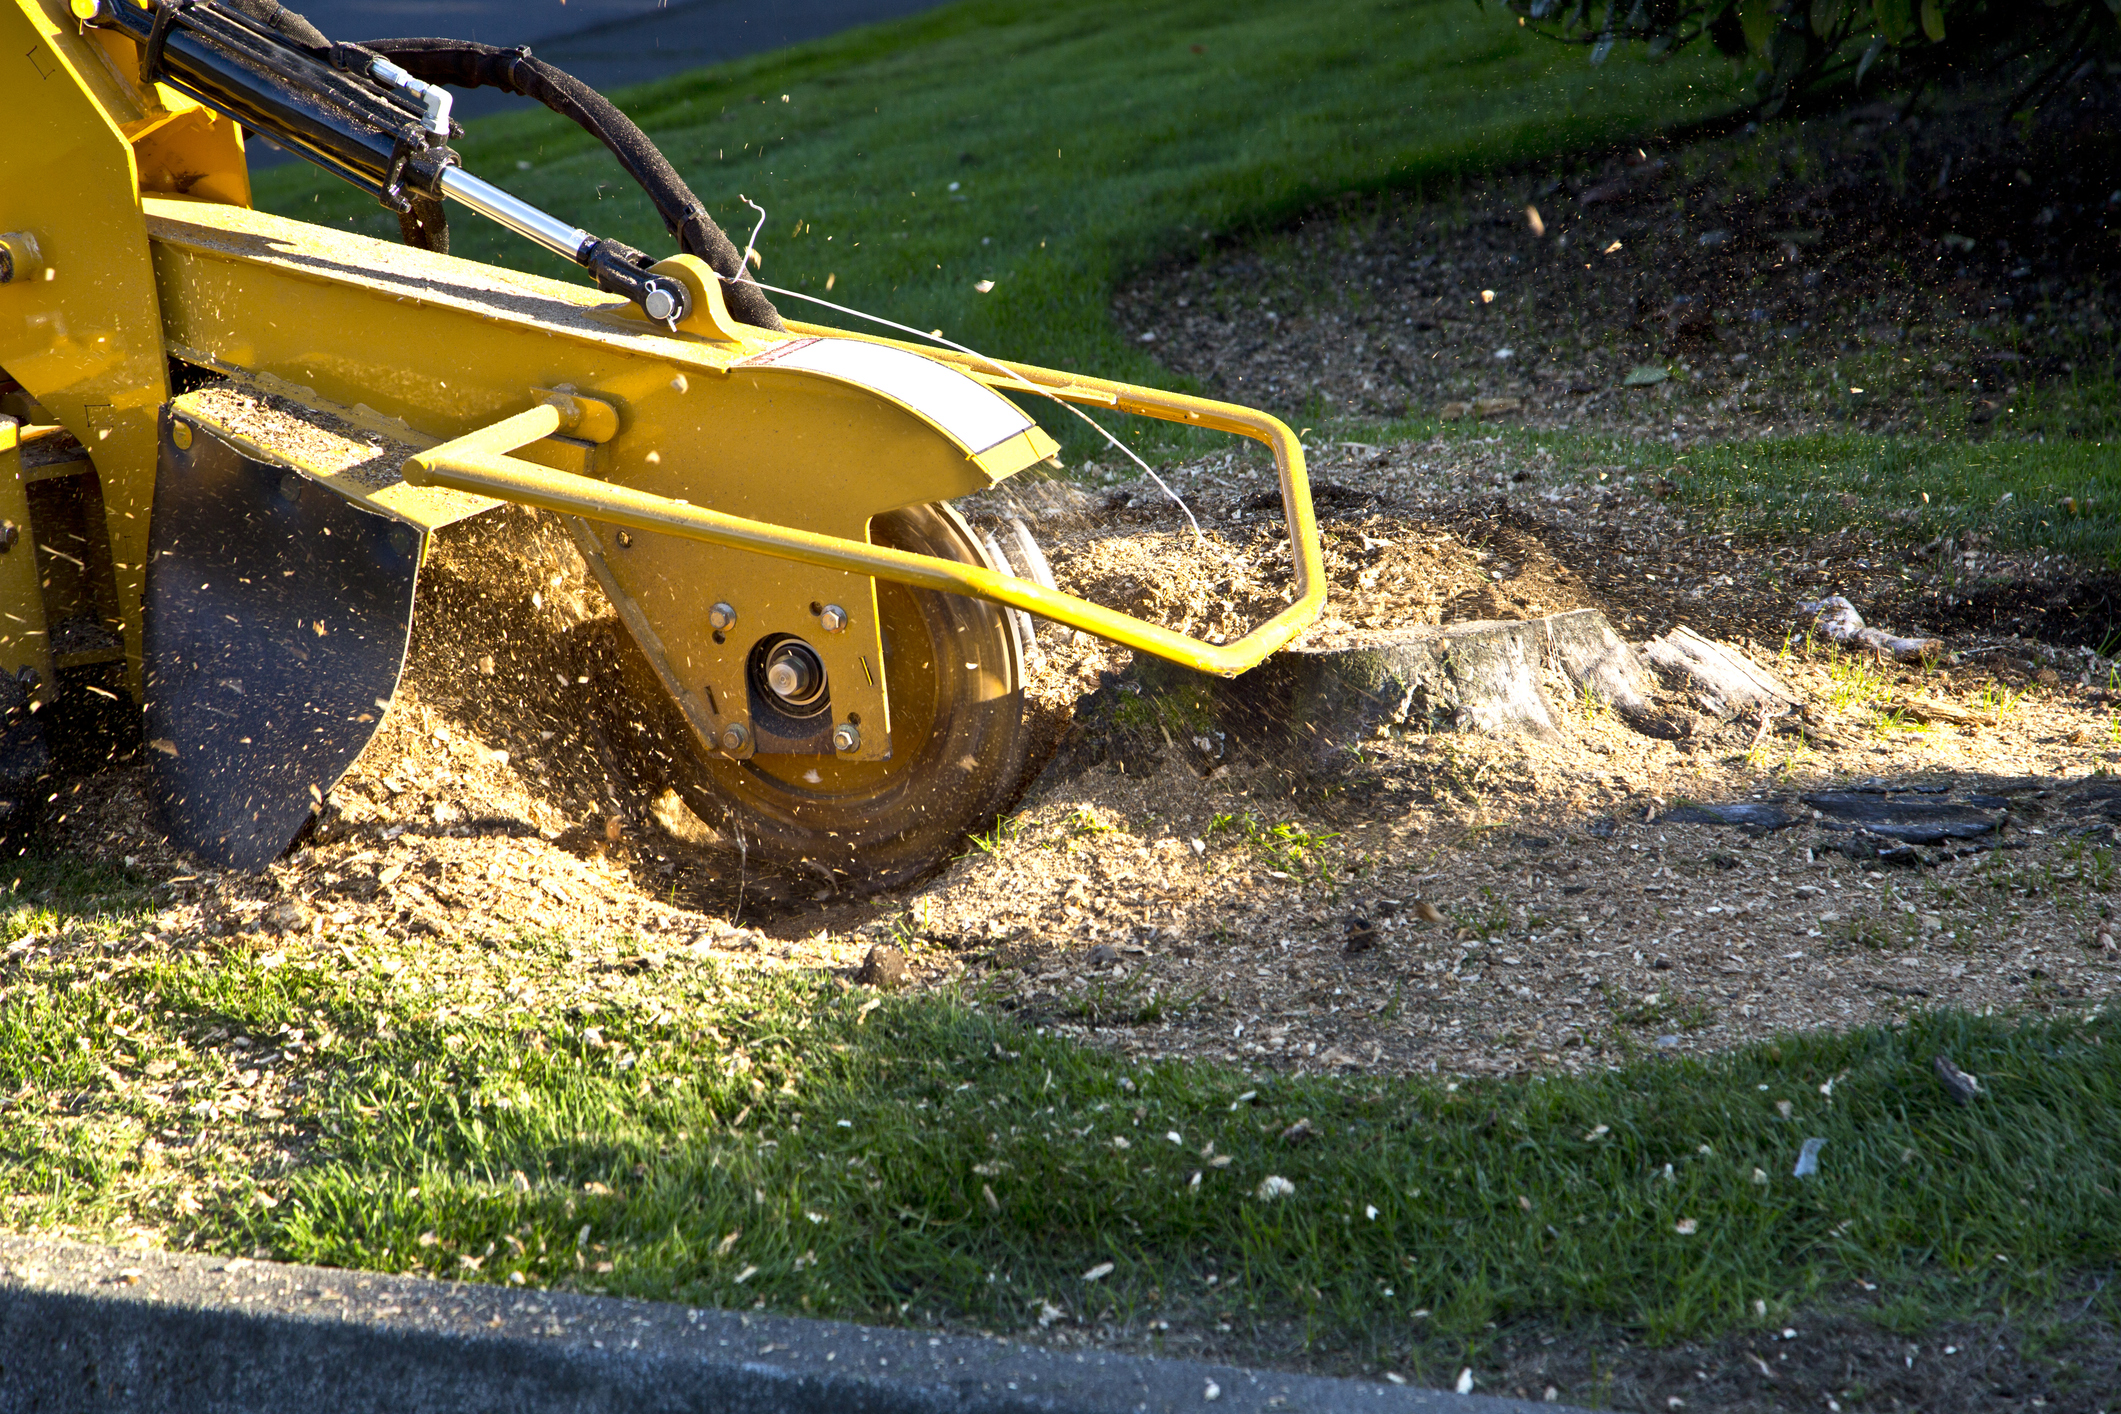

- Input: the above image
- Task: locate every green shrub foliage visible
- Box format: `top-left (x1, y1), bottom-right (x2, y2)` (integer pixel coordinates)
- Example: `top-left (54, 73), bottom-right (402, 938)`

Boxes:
top-left (1506, 0), bottom-right (2119, 113)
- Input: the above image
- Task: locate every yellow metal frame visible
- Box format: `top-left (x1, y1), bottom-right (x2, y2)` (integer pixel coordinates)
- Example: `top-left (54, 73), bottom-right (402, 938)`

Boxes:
top-left (403, 367), bottom-right (1324, 678)
top-left (0, 0), bottom-right (1326, 794)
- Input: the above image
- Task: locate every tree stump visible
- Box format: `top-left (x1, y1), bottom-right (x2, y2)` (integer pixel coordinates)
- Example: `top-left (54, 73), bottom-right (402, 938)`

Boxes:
top-left (1055, 607), bottom-right (1703, 776)
top-left (1640, 625), bottom-right (1797, 719)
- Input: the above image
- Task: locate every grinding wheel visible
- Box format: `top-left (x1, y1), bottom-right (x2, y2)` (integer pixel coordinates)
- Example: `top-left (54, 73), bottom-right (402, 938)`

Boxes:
top-left (645, 502), bottom-right (1027, 892)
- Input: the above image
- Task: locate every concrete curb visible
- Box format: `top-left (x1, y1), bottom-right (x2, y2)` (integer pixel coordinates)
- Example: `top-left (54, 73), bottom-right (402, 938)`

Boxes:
top-left (0, 1236), bottom-right (1589, 1413)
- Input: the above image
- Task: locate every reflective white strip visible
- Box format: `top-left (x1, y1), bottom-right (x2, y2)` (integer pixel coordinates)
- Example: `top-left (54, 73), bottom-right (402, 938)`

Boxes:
top-left (742, 337), bottom-right (1035, 455)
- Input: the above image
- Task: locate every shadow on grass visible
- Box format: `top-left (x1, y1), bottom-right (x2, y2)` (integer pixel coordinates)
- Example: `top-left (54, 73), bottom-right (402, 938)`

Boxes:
top-left (205, 969), bottom-right (2121, 1358)
top-left (4, 818), bottom-right (2120, 1376)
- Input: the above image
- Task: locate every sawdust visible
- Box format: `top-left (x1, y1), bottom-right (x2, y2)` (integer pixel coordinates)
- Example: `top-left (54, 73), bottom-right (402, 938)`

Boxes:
top-left (37, 430), bottom-right (2121, 1082)
top-left (961, 465), bottom-right (1599, 653)
top-left (182, 385), bottom-right (419, 489)
top-left (889, 446), bottom-right (2121, 1078)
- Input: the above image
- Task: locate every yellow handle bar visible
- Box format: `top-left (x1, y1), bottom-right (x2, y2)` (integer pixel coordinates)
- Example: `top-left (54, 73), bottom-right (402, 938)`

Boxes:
top-left (402, 357), bottom-right (1324, 678)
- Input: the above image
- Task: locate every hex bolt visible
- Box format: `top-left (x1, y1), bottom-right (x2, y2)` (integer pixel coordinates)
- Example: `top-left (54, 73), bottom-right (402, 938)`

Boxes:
top-left (818, 603), bottom-right (849, 632)
top-left (763, 640), bottom-right (826, 706)
top-left (719, 721), bottom-right (751, 753)
top-left (707, 602), bottom-right (737, 631)
top-left (832, 722), bottom-right (861, 754)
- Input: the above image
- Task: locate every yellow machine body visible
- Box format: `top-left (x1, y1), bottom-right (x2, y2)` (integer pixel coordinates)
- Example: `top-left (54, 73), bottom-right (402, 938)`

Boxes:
top-left (0, 0), bottom-right (1324, 874)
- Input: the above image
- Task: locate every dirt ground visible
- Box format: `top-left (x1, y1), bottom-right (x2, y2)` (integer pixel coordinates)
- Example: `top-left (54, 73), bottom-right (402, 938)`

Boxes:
top-left (53, 434), bottom-right (2118, 1083)
top-left (1109, 71), bottom-right (2121, 447)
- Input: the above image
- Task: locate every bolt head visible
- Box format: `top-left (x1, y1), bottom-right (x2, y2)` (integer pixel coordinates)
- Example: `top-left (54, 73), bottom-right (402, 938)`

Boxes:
top-left (818, 603), bottom-right (848, 633)
top-left (832, 723), bottom-right (861, 754)
top-left (719, 722), bottom-right (750, 753)
top-left (708, 601), bottom-right (737, 631)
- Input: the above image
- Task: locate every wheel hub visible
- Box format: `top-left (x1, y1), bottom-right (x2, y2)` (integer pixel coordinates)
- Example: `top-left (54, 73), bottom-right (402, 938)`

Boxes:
top-left (762, 638), bottom-right (827, 710)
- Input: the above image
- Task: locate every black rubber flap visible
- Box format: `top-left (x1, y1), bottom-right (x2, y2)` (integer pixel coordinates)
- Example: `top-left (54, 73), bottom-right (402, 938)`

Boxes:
top-left (143, 408), bottom-right (421, 870)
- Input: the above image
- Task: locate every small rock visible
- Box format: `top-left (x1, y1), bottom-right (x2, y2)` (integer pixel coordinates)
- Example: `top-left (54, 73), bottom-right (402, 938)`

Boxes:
top-left (1934, 1053), bottom-right (1981, 1105)
top-left (2034, 667), bottom-right (2061, 688)
top-left (1652, 954), bottom-right (1673, 970)
top-left (1085, 943), bottom-right (1120, 967)
top-left (1279, 1117), bottom-right (1315, 1144)
top-left (1410, 899), bottom-right (1446, 925)
top-left (1343, 916), bottom-right (1380, 953)
top-left (854, 944), bottom-right (910, 990)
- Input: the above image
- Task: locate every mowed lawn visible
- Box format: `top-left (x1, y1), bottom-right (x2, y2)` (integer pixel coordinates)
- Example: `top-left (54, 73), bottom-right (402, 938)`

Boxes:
top-left (253, 0), bottom-right (1744, 386)
top-left (8, 853), bottom-right (2121, 1378)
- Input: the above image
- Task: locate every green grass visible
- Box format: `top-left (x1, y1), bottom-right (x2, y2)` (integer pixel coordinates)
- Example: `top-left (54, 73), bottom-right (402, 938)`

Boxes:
top-left (250, 0), bottom-right (1744, 416)
top-left (1667, 435), bottom-right (2121, 570)
top-left (1326, 412), bottom-right (2121, 568)
top-left (8, 862), bottom-right (2121, 1374)
top-left (243, 0), bottom-right (2121, 568)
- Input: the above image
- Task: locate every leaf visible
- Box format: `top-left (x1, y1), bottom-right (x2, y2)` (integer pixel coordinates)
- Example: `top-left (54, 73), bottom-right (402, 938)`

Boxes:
top-left (1808, 0), bottom-right (1845, 37)
top-left (1738, 0), bottom-right (1780, 52)
top-left (1919, 0), bottom-right (1944, 40)
top-left (1855, 34), bottom-right (1888, 85)
top-left (1624, 364), bottom-right (1670, 386)
top-left (1871, 0), bottom-right (1914, 42)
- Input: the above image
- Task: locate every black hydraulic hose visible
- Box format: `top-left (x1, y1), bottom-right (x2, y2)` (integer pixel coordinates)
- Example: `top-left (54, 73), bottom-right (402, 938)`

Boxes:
top-left (215, 0), bottom-right (329, 51)
top-left (358, 38), bottom-right (783, 331)
top-left (91, 0), bottom-right (731, 326)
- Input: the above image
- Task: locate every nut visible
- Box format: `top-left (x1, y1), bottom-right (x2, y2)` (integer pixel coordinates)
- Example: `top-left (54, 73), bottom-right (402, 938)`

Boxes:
top-left (818, 603), bottom-right (848, 633)
top-left (831, 722), bottom-right (861, 754)
top-left (718, 721), bottom-right (750, 753)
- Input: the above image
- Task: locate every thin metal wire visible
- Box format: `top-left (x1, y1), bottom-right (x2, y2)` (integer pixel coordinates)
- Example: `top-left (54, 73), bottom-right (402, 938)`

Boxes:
top-left (721, 197), bottom-right (1204, 545)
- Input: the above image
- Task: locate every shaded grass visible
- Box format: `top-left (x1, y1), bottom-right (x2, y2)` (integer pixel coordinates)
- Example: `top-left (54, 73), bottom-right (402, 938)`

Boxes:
top-left (7, 874), bottom-right (2121, 1368)
top-left (1332, 411), bottom-right (2121, 568)
top-left (249, 0), bottom-right (1744, 418)
top-left (1664, 435), bottom-right (2121, 570)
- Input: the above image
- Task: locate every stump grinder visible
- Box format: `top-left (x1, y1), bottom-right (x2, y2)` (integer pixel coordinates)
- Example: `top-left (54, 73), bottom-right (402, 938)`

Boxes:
top-left (0, 0), bottom-right (1324, 887)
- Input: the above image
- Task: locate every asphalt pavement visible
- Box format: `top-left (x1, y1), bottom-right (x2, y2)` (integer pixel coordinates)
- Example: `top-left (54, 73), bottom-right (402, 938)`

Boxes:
top-left (247, 0), bottom-right (951, 129)
top-left (0, 1235), bottom-right (1591, 1414)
